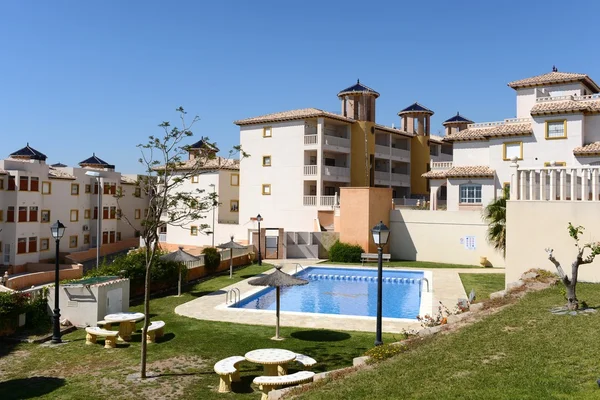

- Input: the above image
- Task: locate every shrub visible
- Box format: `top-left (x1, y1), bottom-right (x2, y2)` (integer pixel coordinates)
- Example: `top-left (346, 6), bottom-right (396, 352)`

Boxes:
top-left (202, 247), bottom-right (221, 271)
top-left (0, 289), bottom-right (50, 334)
top-left (365, 343), bottom-right (407, 363)
top-left (328, 241), bottom-right (364, 263)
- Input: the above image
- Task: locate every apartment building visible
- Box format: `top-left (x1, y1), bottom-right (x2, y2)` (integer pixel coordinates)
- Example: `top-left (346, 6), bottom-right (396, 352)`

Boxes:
top-left (156, 139), bottom-right (241, 248)
top-left (424, 68), bottom-right (600, 211)
top-left (0, 145), bottom-right (148, 266)
top-left (234, 80), bottom-right (455, 234)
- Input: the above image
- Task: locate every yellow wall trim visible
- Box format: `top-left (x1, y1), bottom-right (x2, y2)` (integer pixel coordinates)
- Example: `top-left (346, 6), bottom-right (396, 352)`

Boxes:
top-left (545, 119), bottom-right (567, 140)
top-left (502, 141), bottom-right (523, 161)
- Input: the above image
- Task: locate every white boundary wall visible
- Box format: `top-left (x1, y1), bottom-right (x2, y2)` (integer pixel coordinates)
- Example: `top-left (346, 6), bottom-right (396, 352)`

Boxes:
top-left (506, 201), bottom-right (600, 285)
top-left (389, 209), bottom-right (505, 268)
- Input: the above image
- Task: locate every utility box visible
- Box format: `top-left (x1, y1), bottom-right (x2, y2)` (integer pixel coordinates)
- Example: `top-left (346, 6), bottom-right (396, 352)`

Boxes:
top-left (48, 276), bottom-right (130, 327)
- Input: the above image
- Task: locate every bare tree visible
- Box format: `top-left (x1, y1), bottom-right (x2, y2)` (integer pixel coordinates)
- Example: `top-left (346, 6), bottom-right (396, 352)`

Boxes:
top-left (545, 223), bottom-right (600, 310)
top-left (118, 107), bottom-right (246, 378)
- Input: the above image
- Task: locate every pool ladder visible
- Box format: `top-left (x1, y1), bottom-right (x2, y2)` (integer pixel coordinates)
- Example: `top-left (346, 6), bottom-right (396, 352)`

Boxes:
top-left (421, 277), bottom-right (430, 293)
top-left (226, 288), bottom-right (241, 305)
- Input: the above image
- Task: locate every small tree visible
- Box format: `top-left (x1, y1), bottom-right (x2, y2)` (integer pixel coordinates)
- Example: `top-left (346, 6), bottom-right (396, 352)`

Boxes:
top-left (482, 186), bottom-right (507, 257)
top-left (119, 107), bottom-right (246, 378)
top-left (545, 223), bottom-right (600, 310)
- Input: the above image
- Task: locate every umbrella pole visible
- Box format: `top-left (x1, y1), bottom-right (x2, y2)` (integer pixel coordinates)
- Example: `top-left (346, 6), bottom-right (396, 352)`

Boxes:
top-left (276, 286), bottom-right (281, 340)
top-left (178, 265), bottom-right (182, 297)
top-left (229, 252), bottom-right (233, 279)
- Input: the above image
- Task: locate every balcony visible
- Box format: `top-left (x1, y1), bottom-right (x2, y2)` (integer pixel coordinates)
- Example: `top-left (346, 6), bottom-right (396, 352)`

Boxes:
top-left (304, 165), bottom-right (317, 176)
top-left (374, 171), bottom-right (410, 187)
top-left (304, 135), bottom-right (318, 145)
top-left (302, 195), bottom-right (340, 207)
top-left (431, 161), bottom-right (452, 170)
top-left (375, 144), bottom-right (410, 162)
top-left (323, 135), bottom-right (350, 153)
top-left (322, 166), bottom-right (350, 182)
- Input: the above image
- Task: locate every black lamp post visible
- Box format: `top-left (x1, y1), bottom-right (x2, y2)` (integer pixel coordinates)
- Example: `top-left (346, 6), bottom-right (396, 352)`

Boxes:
top-left (256, 214), bottom-right (263, 266)
top-left (50, 220), bottom-right (66, 344)
top-left (371, 220), bottom-right (390, 346)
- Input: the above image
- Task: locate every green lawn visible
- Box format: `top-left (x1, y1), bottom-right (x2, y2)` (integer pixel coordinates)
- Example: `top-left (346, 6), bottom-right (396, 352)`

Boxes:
top-left (323, 260), bottom-right (486, 269)
top-left (298, 283), bottom-right (600, 400)
top-left (460, 273), bottom-right (506, 303)
top-left (0, 263), bottom-right (399, 400)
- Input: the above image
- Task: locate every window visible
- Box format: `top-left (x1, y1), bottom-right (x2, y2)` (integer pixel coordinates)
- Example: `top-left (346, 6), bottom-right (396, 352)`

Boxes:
top-left (263, 126), bottom-right (272, 138)
top-left (459, 184), bottom-right (482, 204)
top-left (103, 206), bottom-right (109, 219)
top-left (144, 208), bottom-right (148, 218)
top-left (28, 237), bottom-right (37, 253)
top-left (135, 209), bottom-right (141, 219)
top-left (230, 174), bottom-right (239, 186)
top-left (40, 238), bottom-right (50, 251)
top-left (17, 238), bottom-right (27, 254)
top-left (71, 183), bottom-right (80, 195)
top-left (110, 206), bottom-right (116, 219)
top-left (83, 234), bottom-right (90, 245)
top-left (262, 184), bottom-right (271, 195)
top-left (0, 177), bottom-right (4, 190)
top-left (502, 141), bottom-right (523, 161)
top-left (19, 176), bottom-right (29, 191)
top-left (230, 200), bottom-right (239, 212)
top-left (70, 209), bottom-right (79, 222)
top-left (546, 120), bottom-right (567, 139)
top-left (324, 158), bottom-right (335, 167)
top-left (191, 175), bottom-right (199, 183)
top-left (110, 183), bottom-right (116, 195)
top-left (18, 206), bottom-right (27, 222)
top-left (93, 206), bottom-right (98, 220)
top-left (109, 231), bottom-right (115, 243)
top-left (7, 207), bottom-right (14, 222)
top-left (262, 156), bottom-right (272, 167)
top-left (104, 183), bottom-right (110, 195)
top-left (41, 210), bottom-right (51, 223)
top-left (69, 235), bottom-right (78, 248)
top-left (190, 226), bottom-right (198, 236)
top-left (94, 183), bottom-right (99, 194)
top-left (8, 176), bottom-right (15, 191)
top-left (430, 146), bottom-right (439, 156)
top-left (85, 184), bottom-right (91, 193)
top-left (84, 209), bottom-right (91, 219)
top-left (29, 206), bottom-right (38, 222)
top-left (102, 232), bottom-right (108, 244)
top-left (116, 232), bottom-right (121, 242)
top-left (30, 177), bottom-right (39, 192)
top-left (117, 209), bottom-right (122, 220)
top-left (42, 181), bottom-right (51, 194)
top-left (134, 187), bottom-right (141, 197)
top-left (544, 161), bottom-right (566, 167)
top-left (0, 210), bottom-right (3, 221)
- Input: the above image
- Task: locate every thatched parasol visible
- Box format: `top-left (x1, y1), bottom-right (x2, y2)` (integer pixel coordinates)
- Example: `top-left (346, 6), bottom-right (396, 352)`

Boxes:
top-left (160, 247), bottom-right (200, 296)
top-left (248, 266), bottom-right (309, 340)
top-left (217, 236), bottom-right (247, 278)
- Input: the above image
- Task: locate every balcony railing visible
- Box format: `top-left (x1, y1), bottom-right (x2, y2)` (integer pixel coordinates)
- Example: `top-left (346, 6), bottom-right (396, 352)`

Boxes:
top-left (304, 165), bottom-right (317, 176)
top-left (304, 135), bottom-right (318, 145)
top-left (320, 195), bottom-right (338, 207)
top-left (322, 166), bottom-right (350, 179)
top-left (303, 196), bottom-right (317, 206)
top-left (513, 165), bottom-right (600, 201)
top-left (159, 233), bottom-right (167, 242)
top-left (323, 135), bottom-right (350, 148)
top-left (431, 161), bottom-right (453, 170)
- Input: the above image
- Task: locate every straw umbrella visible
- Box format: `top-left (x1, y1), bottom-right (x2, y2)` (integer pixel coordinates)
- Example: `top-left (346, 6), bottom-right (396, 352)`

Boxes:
top-left (216, 236), bottom-right (247, 278)
top-left (248, 266), bottom-right (308, 340)
top-left (160, 247), bottom-right (200, 296)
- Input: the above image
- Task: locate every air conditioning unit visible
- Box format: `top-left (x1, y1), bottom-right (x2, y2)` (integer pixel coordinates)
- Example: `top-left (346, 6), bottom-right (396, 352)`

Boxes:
top-left (82, 225), bottom-right (89, 231)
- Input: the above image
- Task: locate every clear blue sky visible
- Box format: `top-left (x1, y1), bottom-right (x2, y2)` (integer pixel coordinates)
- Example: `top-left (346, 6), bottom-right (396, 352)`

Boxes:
top-left (2, 0), bottom-right (599, 173)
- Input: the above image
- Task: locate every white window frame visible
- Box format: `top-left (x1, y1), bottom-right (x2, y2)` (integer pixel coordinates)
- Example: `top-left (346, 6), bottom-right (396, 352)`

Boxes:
top-left (459, 184), bottom-right (482, 204)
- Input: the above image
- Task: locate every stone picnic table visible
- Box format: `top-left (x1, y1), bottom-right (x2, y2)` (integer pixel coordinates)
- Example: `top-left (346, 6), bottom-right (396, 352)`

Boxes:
top-left (245, 348), bottom-right (297, 376)
top-left (104, 312), bottom-right (145, 341)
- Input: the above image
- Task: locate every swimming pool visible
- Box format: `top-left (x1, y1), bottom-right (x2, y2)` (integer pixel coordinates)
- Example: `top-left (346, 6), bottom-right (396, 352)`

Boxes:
top-left (233, 266), bottom-right (429, 320)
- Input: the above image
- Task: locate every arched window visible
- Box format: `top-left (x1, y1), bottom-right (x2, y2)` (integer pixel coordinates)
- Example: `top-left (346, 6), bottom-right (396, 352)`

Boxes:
top-left (459, 184), bottom-right (482, 204)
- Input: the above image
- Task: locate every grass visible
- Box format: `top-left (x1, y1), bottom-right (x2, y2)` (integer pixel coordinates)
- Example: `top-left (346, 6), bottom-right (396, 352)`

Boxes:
top-left (0, 262), bottom-right (399, 400)
top-left (323, 260), bottom-right (486, 269)
top-left (460, 273), bottom-right (506, 303)
top-left (299, 283), bottom-right (600, 400)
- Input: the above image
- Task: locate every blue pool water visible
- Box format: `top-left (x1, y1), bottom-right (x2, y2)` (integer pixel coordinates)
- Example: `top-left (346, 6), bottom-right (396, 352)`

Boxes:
top-left (233, 267), bottom-right (425, 319)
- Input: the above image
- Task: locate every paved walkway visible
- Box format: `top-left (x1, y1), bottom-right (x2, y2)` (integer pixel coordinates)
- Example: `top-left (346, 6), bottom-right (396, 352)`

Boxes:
top-left (175, 260), bottom-right (504, 334)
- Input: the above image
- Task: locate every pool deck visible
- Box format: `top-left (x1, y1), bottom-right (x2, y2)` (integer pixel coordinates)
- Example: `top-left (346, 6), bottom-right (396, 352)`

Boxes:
top-left (174, 260), bottom-right (504, 334)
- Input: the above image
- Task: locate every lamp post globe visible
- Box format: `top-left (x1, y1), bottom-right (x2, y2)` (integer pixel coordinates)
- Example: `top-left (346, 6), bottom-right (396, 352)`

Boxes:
top-left (50, 220), bottom-right (66, 344)
top-left (256, 214), bottom-right (263, 266)
top-left (371, 220), bottom-right (390, 346)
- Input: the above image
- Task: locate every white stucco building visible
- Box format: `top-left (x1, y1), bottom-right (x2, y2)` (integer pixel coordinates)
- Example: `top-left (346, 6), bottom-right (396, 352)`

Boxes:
top-left (0, 145), bottom-right (148, 267)
top-left (424, 68), bottom-right (600, 211)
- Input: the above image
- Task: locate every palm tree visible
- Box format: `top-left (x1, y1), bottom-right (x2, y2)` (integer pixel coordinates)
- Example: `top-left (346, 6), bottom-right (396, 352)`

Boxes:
top-left (483, 187), bottom-right (507, 257)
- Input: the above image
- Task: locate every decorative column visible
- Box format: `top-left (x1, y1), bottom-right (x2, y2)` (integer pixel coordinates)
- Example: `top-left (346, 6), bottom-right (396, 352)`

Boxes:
top-left (519, 171), bottom-right (526, 200)
top-left (582, 169), bottom-right (589, 201)
top-left (539, 170), bottom-right (546, 201)
top-left (549, 168), bottom-right (556, 201)
top-left (509, 159), bottom-right (519, 200)
top-left (592, 169), bottom-right (599, 201)
top-left (570, 168), bottom-right (577, 201)
top-left (529, 171), bottom-right (535, 200)
top-left (559, 169), bottom-right (566, 200)
top-left (316, 118), bottom-right (324, 207)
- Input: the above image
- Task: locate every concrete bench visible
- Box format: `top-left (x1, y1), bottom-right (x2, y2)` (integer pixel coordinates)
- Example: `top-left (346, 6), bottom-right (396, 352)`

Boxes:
top-left (294, 353), bottom-right (317, 370)
top-left (96, 320), bottom-right (113, 329)
top-left (85, 327), bottom-right (119, 348)
top-left (254, 371), bottom-right (315, 400)
top-left (214, 356), bottom-right (245, 393)
top-left (361, 253), bottom-right (391, 265)
top-left (146, 320), bottom-right (165, 343)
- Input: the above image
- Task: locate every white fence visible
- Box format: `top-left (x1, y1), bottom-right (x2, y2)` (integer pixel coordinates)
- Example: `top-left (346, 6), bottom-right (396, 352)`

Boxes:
top-left (513, 166), bottom-right (600, 201)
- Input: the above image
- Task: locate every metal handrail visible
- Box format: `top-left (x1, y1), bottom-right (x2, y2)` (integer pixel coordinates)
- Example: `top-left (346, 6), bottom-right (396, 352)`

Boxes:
top-left (226, 288), bottom-right (240, 305)
top-left (421, 277), bottom-right (430, 293)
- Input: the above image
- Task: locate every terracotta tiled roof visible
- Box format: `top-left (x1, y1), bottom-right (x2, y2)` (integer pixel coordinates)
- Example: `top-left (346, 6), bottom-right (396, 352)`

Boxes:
top-left (155, 156), bottom-right (239, 171)
top-left (374, 124), bottom-right (414, 137)
top-left (508, 71), bottom-right (600, 92)
top-left (0, 169), bottom-right (6, 175)
top-left (120, 175), bottom-right (139, 185)
top-left (530, 99), bottom-right (600, 115)
top-left (48, 167), bottom-right (76, 180)
top-left (429, 134), bottom-right (445, 144)
top-left (573, 142), bottom-right (600, 156)
top-left (444, 122), bottom-right (532, 142)
top-left (234, 108), bottom-right (354, 126)
top-left (422, 166), bottom-right (495, 179)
